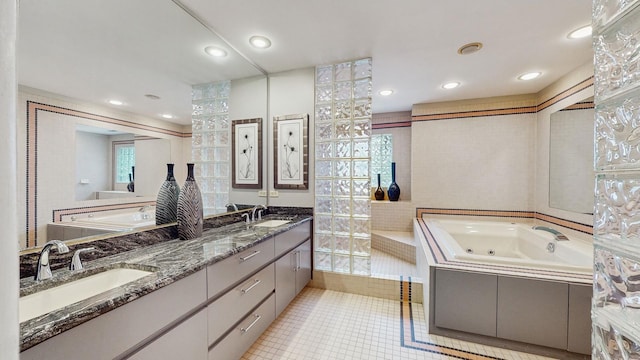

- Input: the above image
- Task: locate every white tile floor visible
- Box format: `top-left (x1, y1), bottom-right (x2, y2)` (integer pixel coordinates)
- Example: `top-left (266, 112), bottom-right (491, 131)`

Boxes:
top-left (370, 248), bottom-right (418, 278)
top-left (242, 287), bottom-right (558, 360)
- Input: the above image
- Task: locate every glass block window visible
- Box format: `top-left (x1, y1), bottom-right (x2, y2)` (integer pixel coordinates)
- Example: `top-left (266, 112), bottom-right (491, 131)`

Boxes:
top-left (114, 142), bottom-right (135, 184)
top-left (192, 81), bottom-right (231, 216)
top-left (371, 134), bottom-right (393, 187)
top-left (314, 58), bottom-right (372, 275)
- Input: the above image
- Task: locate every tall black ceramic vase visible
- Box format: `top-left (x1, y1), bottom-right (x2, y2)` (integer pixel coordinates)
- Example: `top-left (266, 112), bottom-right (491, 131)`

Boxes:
top-left (177, 163), bottom-right (203, 240)
top-left (387, 162), bottom-right (400, 201)
top-left (156, 164), bottom-right (181, 225)
top-left (374, 173), bottom-right (385, 201)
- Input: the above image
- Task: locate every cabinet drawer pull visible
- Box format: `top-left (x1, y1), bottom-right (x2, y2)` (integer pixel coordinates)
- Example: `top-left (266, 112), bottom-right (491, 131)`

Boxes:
top-left (241, 279), bottom-right (262, 294)
top-left (240, 314), bottom-right (261, 333)
top-left (239, 250), bottom-right (261, 262)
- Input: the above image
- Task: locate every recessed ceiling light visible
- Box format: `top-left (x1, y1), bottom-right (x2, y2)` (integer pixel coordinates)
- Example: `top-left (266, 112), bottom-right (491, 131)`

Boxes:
top-left (568, 25), bottom-right (592, 39)
top-left (442, 82), bottom-right (460, 89)
top-left (109, 100), bottom-right (123, 106)
top-left (457, 42), bottom-right (483, 55)
top-left (249, 35), bottom-right (272, 49)
top-left (518, 72), bottom-right (542, 81)
top-left (204, 46), bottom-right (227, 57)
top-left (161, 114), bottom-right (174, 119)
top-left (379, 89), bottom-right (394, 96)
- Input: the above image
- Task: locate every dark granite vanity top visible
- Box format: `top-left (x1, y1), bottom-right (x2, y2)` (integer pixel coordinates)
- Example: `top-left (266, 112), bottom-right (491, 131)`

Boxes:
top-left (19, 211), bottom-right (312, 351)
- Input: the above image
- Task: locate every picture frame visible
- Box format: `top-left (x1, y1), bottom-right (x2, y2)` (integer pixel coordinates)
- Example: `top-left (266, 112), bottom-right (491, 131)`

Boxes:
top-left (232, 118), bottom-right (263, 189)
top-left (273, 113), bottom-right (309, 190)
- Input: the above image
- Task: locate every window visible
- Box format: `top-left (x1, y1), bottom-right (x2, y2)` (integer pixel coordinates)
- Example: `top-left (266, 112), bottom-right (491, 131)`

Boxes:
top-left (113, 142), bottom-right (135, 185)
top-left (371, 134), bottom-right (393, 187)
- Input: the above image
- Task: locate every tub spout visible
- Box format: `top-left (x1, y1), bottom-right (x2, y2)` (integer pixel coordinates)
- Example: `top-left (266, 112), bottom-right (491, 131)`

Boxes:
top-left (532, 226), bottom-right (569, 241)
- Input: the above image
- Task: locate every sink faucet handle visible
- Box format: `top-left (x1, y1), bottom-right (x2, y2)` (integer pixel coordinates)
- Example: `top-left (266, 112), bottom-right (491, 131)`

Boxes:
top-left (70, 247), bottom-right (96, 271)
top-left (35, 240), bottom-right (70, 281)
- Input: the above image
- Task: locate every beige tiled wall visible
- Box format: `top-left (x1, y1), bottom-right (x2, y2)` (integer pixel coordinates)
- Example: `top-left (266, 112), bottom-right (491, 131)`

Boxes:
top-left (371, 201), bottom-right (415, 232)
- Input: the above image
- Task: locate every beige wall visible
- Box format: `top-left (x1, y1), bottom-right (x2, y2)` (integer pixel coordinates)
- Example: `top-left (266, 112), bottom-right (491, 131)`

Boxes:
top-left (411, 112), bottom-right (536, 210)
top-left (266, 67), bottom-right (316, 208)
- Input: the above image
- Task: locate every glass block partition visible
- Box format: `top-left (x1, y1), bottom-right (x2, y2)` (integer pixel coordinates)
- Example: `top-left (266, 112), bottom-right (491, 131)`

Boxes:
top-left (192, 81), bottom-right (231, 216)
top-left (593, 1), bottom-right (640, 358)
top-left (314, 58), bottom-right (373, 275)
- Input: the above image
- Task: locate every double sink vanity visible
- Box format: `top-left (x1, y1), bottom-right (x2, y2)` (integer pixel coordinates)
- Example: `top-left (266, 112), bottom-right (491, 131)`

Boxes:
top-left (19, 210), bottom-right (313, 360)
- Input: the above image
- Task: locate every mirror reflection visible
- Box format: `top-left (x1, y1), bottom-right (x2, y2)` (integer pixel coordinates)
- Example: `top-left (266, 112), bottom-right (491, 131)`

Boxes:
top-left (18, 0), bottom-right (268, 248)
top-left (75, 125), bottom-right (171, 201)
top-left (549, 97), bottom-right (594, 214)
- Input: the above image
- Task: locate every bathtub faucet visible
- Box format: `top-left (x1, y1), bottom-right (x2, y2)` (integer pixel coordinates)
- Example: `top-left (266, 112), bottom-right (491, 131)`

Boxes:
top-left (532, 226), bottom-right (569, 241)
top-left (139, 205), bottom-right (151, 212)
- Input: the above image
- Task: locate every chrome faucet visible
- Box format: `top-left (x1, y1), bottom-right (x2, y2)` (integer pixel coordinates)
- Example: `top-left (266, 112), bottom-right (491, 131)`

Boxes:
top-left (35, 240), bottom-right (70, 281)
top-left (532, 226), bottom-right (569, 241)
top-left (70, 247), bottom-right (95, 271)
top-left (251, 205), bottom-right (267, 222)
top-left (226, 202), bottom-right (239, 212)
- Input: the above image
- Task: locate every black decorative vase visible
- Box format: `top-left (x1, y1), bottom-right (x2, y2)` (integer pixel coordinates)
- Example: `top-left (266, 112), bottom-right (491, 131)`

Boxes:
top-left (177, 163), bottom-right (203, 240)
top-left (387, 162), bottom-right (400, 202)
top-left (156, 164), bottom-right (181, 225)
top-left (374, 173), bottom-right (385, 201)
top-left (127, 166), bottom-right (135, 192)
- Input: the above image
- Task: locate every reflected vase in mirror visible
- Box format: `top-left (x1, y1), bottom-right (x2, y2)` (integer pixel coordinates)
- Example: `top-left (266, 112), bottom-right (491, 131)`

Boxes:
top-left (156, 163), bottom-right (181, 225)
top-left (127, 166), bottom-right (135, 192)
top-left (177, 163), bottom-right (203, 240)
top-left (375, 173), bottom-right (385, 201)
top-left (388, 162), bottom-right (400, 202)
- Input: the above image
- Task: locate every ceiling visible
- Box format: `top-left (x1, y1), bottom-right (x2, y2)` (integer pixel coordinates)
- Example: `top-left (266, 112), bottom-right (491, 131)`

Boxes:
top-left (17, 0), bottom-right (593, 126)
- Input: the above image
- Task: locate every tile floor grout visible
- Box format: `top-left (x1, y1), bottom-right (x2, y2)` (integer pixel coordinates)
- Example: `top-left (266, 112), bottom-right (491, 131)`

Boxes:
top-left (242, 253), bottom-right (559, 360)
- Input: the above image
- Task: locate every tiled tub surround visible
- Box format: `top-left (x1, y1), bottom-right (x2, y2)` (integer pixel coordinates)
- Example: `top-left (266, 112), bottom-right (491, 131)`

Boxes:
top-left (18, 211), bottom-right (312, 352)
top-left (415, 217), bottom-right (593, 358)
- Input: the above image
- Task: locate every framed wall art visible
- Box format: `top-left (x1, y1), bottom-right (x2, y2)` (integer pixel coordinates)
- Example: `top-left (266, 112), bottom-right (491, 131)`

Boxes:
top-left (232, 117), bottom-right (262, 189)
top-left (273, 113), bottom-right (309, 189)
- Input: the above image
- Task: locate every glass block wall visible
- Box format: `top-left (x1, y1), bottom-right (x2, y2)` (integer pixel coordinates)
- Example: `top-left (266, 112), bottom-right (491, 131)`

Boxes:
top-left (191, 81), bottom-right (231, 216)
top-left (593, 1), bottom-right (640, 358)
top-left (314, 58), bottom-right (373, 275)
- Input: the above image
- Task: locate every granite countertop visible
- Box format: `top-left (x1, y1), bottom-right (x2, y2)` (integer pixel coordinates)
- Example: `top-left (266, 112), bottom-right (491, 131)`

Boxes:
top-left (19, 214), bottom-right (312, 352)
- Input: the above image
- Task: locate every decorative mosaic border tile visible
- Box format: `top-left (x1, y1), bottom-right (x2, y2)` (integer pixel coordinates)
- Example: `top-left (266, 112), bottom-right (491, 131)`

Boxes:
top-left (400, 276), bottom-right (504, 359)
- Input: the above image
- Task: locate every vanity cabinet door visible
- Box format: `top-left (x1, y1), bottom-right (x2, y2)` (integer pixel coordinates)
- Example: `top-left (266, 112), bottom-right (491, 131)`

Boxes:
top-left (129, 309), bottom-right (207, 360)
top-left (434, 269), bottom-right (497, 337)
top-left (275, 250), bottom-right (297, 317)
top-left (295, 239), bottom-right (311, 294)
top-left (497, 276), bottom-right (568, 350)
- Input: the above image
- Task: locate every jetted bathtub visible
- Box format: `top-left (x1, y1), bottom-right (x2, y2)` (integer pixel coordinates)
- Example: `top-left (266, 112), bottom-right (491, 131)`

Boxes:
top-left (425, 218), bottom-right (593, 274)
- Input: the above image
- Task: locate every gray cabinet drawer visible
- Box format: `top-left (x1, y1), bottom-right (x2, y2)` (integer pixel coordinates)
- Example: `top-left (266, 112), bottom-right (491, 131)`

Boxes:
top-left (208, 293), bottom-right (276, 360)
top-left (275, 221), bottom-right (311, 256)
top-left (208, 264), bottom-right (275, 345)
top-left (207, 237), bottom-right (275, 298)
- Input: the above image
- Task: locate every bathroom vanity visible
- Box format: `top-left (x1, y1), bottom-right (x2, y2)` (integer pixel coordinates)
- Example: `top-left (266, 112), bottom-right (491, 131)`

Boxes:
top-left (19, 214), bottom-right (312, 360)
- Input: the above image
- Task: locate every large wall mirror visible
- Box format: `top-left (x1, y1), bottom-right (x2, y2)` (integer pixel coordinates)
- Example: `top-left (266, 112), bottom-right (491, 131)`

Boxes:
top-left (17, 0), bottom-right (268, 248)
top-left (549, 97), bottom-right (594, 214)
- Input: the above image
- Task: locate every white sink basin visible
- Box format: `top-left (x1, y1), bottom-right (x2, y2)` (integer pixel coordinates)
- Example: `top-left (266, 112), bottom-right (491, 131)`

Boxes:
top-left (20, 268), bottom-right (152, 323)
top-left (253, 220), bottom-right (291, 228)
